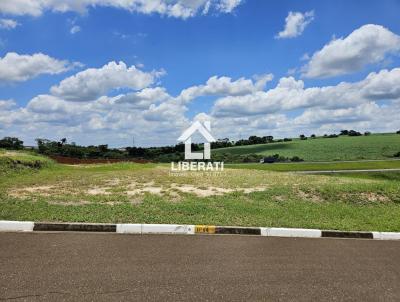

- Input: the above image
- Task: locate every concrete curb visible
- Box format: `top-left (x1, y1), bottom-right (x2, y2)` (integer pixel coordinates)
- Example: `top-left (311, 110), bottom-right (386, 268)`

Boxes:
top-left (33, 222), bottom-right (116, 232)
top-left (1, 221), bottom-right (400, 240)
top-left (0, 221), bottom-right (34, 232)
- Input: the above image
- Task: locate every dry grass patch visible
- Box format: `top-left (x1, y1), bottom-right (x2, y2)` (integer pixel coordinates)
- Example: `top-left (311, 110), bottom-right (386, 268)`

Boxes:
top-left (5, 165), bottom-right (384, 205)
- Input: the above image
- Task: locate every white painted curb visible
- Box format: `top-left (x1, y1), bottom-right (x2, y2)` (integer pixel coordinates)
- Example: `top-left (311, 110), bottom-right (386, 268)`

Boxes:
top-left (372, 232), bottom-right (400, 240)
top-left (116, 224), bottom-right (141, 234)
top-left (116, 224), bottom-right (195, 235)
top-left (142, 224), bottom-right (194, 235)
top-left (1, 220), bottom-right (400, 241)
top-left (261, 227), bottom-right (322, 238)
top-left (0, 220), bottom-right (34, 232)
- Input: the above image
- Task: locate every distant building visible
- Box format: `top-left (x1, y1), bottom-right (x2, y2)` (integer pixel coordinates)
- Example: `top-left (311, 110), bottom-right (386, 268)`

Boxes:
top-left (24, 146), bottom-right (37, 150)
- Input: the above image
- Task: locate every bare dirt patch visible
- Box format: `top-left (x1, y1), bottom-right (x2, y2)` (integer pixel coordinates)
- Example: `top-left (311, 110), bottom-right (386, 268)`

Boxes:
top-left (8, 179), bottom-right (269, 201)
top-left (8, 185), bottom-right (54, 198)
top-left (127, 187), bottom-right (163, 196)
top-left (87, 187), bottom-right (111, 195)
top-left (360, 192), bottom-right (390, 203)
top-left (170, 184), bottom-right (234, 197)
top-left (296, 189), bottom-right (323, 202)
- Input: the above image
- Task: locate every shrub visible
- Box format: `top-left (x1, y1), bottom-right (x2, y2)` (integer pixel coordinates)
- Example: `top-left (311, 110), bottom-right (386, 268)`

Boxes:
top-left (396, 130), bottom-right (400, 134)
top-left (260, 154), bottom-right (304, 163)
top-left (364, 131), bottom-right (371, 136)
top-left (394, 152), bottom-right (400, 157)
top-left (290, 156), bottom-right (304, 162)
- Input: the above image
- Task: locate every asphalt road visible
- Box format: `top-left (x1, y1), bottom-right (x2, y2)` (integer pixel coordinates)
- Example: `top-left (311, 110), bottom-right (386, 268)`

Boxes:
top-left (1, 233), bottom-right (400, 301)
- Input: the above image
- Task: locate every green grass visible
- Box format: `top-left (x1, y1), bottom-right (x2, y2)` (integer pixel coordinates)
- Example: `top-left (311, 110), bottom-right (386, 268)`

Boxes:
top-left (1, 153), bottom-right (400, 231)
top-left (0, 149), bottom-right (54, 176)
top-left (227, 160), bottom-right (400, 172)
top-left (214, 133), bottom-right (400, 161)
top-left (1, 194), bottom-right (400, 232)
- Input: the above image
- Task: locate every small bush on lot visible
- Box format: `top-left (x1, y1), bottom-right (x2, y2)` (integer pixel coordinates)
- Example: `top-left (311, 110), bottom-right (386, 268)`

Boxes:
top-left (261, 154), bottom-right (304, 163)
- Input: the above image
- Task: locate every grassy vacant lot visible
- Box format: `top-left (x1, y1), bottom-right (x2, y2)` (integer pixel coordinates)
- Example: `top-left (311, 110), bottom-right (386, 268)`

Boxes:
top-left (214, 133), bottom-right (400, 161)
top-left (1, 150), bottom-right (400, 232)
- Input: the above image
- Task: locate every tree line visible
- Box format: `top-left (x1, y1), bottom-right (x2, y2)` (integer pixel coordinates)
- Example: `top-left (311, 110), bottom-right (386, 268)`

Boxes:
top-left (0, 129), bottom-right (399, 163)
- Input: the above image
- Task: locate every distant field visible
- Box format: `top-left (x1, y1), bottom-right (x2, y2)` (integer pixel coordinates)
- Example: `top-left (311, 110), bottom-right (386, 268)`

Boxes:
top-left (227, 160), bottom-right (400, 172)
top-left (213, 133), bottom-right (400, 161)
top-left (1, 150), bottom-right (400, 231)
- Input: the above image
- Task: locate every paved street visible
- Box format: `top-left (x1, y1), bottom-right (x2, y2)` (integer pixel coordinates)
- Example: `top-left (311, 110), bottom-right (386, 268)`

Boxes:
top-left (1, 233), bottom-right (399, 301)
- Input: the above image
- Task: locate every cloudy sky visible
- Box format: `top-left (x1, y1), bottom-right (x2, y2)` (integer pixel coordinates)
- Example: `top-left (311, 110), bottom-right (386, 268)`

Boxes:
top-left (0, 0), bottom-right (400, 147)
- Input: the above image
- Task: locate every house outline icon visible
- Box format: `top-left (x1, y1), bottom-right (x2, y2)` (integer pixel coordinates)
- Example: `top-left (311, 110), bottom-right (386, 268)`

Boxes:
top-left (178, 121), bottom-right (216, 160)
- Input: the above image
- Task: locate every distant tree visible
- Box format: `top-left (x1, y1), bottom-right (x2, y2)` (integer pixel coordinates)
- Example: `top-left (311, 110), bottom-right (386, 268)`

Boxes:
top-left (283, 138), bottom-right (292, 142)
top-left (310, 134), bottom-right (316, 139)
top-left (348, 130), bottom-right (362, 136)
top-left (248, 136), bottom-right (264, 145)
top-left (340, 130), bottom-right (349, 135)
top-left (212, 138), bottom-right (232, 149)
top-left (364, 131), bottom-right (371, 136)
top-left (98, 145), bottom-right (108, 153)
top-left (397, 130), bottom-right (400, 134)
top-left (0, 137), bottom-right (24, 150)
top-left (299, 134), bottom-right (307, 140)
top-left (57, 138), bottom-right (67, 148)
top-left (264, 136), bottom-right (274, 143)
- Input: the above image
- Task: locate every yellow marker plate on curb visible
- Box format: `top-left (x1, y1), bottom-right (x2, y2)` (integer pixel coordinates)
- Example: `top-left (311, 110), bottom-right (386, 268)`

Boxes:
top-left (195, 225), bottom-right (216, 234)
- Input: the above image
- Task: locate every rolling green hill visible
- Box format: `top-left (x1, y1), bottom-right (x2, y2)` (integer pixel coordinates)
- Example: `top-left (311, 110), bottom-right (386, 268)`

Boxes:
top-left (213, 133), bottom-right (400, 162)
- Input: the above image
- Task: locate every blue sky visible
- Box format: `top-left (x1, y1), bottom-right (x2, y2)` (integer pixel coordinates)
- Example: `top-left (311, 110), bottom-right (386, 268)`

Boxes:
top-left (1, 0), bottom-right (400, 146)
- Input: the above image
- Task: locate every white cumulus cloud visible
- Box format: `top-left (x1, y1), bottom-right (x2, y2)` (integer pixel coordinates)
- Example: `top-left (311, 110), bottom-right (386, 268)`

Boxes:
top-left (0, 18), bottom-right (19, 29)
top-left (177, 74), bottom-right (273, 103)
top-left (50, 61), bottom-right (164, 102)
top-left (0, 52), bottom-right (75, 83)
top-left (2, 61), bottom-right (400, 146)
top-left (70, 25), bottom-right (81, 34)
top-left (302, 24), bottom-right (400, 78)
top-left (212, 67), bottom-right (400, 118)
top-left (0, 0), bottom-right (243, 19)
top-left (0, 99), bottom-right (16, 110)
top-left (276, 10), bottom-right (314, 39)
